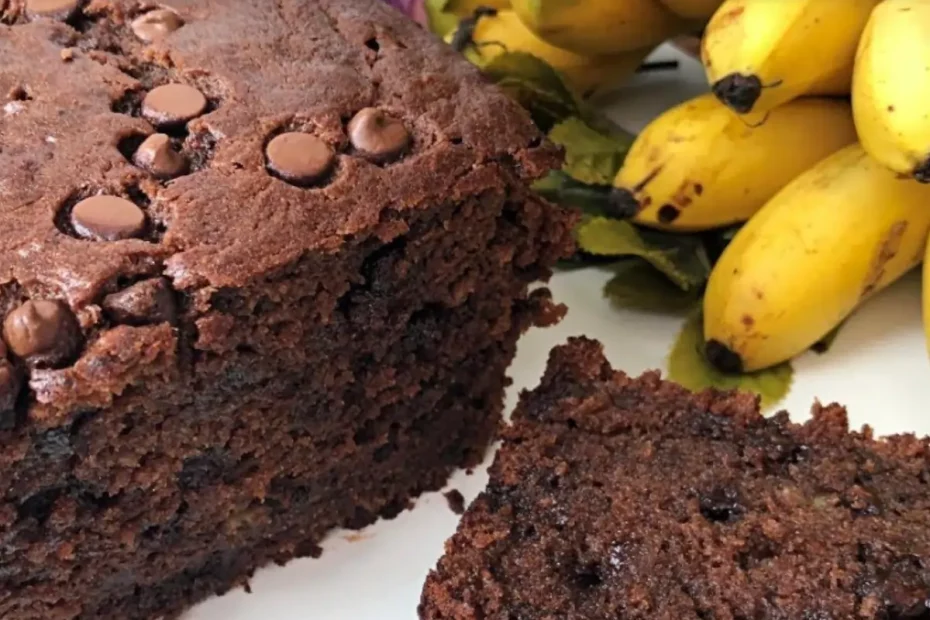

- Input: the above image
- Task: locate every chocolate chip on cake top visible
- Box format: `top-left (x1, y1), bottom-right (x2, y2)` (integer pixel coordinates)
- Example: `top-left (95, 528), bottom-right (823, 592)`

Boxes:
top-left (265, 132), bottom-right (336, 186)
top-left (141, 83), bottom-right (208, 129)
top-left (70, 195), bottom-right (147, 241)
top-left (131, 8), bottom-right (185, 42)
top-left (132, 133), bottom-right (187, 179)
top-left (348, 108), bottom-right (410, 162)
top-left (2, 300), bottom-right (82, 368)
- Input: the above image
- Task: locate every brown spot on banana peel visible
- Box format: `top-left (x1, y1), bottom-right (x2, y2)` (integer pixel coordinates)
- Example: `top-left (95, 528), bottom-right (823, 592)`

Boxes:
top-left (694, 183), bottom-right (704, 196)
top-left (657, 204), bottom-right (681, 223)
top-left (634, 165), bottom-right (664, 192)
top-left (741, 314), bottom-right (754, 328)
top-left (673, 179), bottom-right (693, 208)
top-left (861, 220), bottom-right (908, 299)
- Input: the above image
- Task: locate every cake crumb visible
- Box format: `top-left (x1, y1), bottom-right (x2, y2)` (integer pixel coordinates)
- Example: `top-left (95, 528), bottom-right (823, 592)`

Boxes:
top-left (444, 489), bottom-right (466, 515)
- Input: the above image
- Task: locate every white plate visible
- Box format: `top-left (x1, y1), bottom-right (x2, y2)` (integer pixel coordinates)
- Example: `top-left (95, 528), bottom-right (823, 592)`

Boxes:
top-left (185, 44), bottom-right (930, 620)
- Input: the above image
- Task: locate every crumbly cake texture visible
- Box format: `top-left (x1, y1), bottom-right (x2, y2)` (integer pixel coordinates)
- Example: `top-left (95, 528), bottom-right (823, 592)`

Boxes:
top-left (0, 1), bottom-right (575, 617)
top-left (420, 338), bottom-right (930, 619)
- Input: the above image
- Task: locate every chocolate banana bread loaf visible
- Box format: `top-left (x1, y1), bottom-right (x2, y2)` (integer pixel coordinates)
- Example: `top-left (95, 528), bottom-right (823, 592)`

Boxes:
top-left (0, 1), bottom-right (575, 617)
top-left (421, 338), bottom-right (930, 619)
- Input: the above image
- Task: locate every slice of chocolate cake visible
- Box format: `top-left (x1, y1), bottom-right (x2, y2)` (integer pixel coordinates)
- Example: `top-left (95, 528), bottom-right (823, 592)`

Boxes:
top-left (421, 338), bottom-right (930, 619)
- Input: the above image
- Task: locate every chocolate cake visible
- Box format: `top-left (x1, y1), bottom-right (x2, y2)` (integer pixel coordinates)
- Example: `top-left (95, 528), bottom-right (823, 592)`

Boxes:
top-left (421, 338), bottom-right (930, 619)
top-left (0, 1), bottom-right (575, 617)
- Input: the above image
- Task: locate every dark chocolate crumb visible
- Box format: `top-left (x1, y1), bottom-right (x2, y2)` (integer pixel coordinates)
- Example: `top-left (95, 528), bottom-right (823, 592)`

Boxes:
top-left (444, 489), bottom-right (466, 515)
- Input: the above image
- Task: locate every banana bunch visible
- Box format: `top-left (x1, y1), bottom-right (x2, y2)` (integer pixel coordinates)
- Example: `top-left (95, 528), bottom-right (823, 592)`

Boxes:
top-left (509, 0), bottom-right (690, 57)
top-left (444, 0), bottom-right (726, 99)
top-left (611, 93), bottom-right (857, 231)
top-left (445, 10), bottom-right (652, 98)
top-left (686, 0), bottom-right (930, 372)
top-left (704, 145), bottom-right (930, 373)
top-left (507, 0), bottom-right (730, 56)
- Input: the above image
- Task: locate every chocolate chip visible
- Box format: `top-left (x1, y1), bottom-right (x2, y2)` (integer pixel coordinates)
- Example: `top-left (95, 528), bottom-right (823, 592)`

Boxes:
top-left (25, 0), bottom-right (79, 21)
top-left (132, 133), bottom-right (187, 179)
top-left (141, 84), bottom-right (207, 129)
top-left (347, 108), bottom-right (410, 163)
top-left (102, 278), bottom-right (177, 326)
top-left (265, 132), bottom-right (335, 186)
top-left (0, 360), bottom-right (22, 429)
top-left (70, 196), bottom-right (146, 241)
top-left (3, 300), bottom-right (82, 368)
top-left (131, 8), bottom-right (184, 42)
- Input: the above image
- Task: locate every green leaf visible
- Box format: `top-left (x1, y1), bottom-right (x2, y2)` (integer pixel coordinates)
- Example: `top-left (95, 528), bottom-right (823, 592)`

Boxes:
top-left (548, 117), bottom-right (633, 186)
top-left (532, 171), bottom-right (615, 216)
top-left (482, 52), bottom-right (579, 131)
top-left (667, 311), bottom-right (793, 411)
top-left (604, 260), bottom-right (701, 314)
top-left (573, 216), bottom-right (711, 291)
top-left (424, 0), bottom-right (459, 37)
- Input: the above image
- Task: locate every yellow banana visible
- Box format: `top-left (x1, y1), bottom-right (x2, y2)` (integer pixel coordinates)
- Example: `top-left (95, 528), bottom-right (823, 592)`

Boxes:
top-left (704, 144), bottom-right (930, 373)
top-left (447, 10), bottom-right (652, 98)
top-left (656, 0), bottom-right (724, 20)
top-left (510, 0), bottom-right (687, 56)
top-left (611, 93), bottom-right (857, 232)
top-left (853, 0), bottom-right (930, 183)
top-left (702, 0), bottom-right (879, 115)
top-left (924, 240), bottom-right (930, 358)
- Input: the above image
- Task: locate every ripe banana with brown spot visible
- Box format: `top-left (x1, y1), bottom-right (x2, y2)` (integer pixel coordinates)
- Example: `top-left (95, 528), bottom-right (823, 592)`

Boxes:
top-left (704, 144), bottom-right (930, 373)
top-left (702, 0), bottom-right (880, 115)
top-left (610, 93), bottom-right (857, 232)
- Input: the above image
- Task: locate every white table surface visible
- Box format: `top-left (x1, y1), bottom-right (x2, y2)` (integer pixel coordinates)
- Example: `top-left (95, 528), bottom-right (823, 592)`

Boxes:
top-left (185, 44), bottom-right (930, 620)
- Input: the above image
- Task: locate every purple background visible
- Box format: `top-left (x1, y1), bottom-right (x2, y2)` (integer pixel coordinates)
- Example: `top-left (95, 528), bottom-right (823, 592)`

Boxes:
top-left (383, 0), bottom-right (428, 24)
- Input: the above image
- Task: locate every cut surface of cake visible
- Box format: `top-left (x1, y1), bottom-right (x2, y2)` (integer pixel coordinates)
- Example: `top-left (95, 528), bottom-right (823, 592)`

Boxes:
top-left (0, 1), bottom-right (574, 617)
top-left (421, 338), bottom-right (930, 619)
